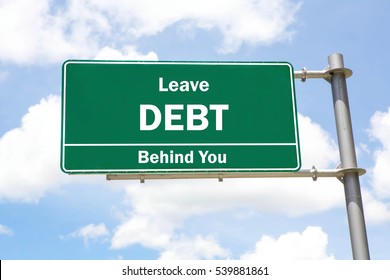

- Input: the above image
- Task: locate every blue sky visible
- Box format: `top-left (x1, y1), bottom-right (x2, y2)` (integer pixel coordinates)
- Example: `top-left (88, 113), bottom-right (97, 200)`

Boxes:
top-left (1, 0), bottom-right (390, 260)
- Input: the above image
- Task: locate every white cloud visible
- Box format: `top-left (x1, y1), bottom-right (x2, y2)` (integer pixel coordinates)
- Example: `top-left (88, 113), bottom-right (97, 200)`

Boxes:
top-left (0, 0), bottom-right (78, 64)
top-left (111, 215), bottom-right (172, 249)
top-left (0, 95), bottom-right (70, 202)
top-left (110, 113), bottom-right (343, 250)
top-left (368, 107), bottom-right (390, 198)
top-left (159, 235), bottom-right (230, 260)
top-left (240, 226), bottom-right (334, 260)
top-left (111, 177), bottom-right (343, 251)
top-left (298, 114), bottom-right (339, 168)
top-left (66, 223), bottom-right (110, 247)
top-left (94, 46), bottom-right (158, 61)
top-left (0, 0), bottom-right (301, 64)
top-left (0, 94), bottom-right (113, 203)
top-left (0, 224), bottom-right (13, 236)
top-left (90, 0), bottom-right (302, 54)
top-left (363, 189), bottom-right (390, 225)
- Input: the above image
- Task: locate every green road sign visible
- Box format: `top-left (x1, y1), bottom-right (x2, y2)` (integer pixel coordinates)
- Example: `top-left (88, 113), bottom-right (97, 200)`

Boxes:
top-left (61, 61), bottom-right (301, 174)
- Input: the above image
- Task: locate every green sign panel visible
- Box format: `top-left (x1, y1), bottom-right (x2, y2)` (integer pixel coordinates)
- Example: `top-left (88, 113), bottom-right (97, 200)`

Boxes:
top-left (61, 61), bottom-right (301, 174)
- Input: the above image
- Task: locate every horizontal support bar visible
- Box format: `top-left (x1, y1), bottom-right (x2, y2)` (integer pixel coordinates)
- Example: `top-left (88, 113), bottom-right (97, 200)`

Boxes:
top-left (105, 167), bottom-right (366, 183)
top-left (294, 67), bottom-right (352, 81)
top-left (294, 70), bottom-right (330, 80)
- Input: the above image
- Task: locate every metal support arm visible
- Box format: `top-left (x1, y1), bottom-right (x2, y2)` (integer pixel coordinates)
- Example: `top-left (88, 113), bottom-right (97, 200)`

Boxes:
top-left (294, 66), bottom-right (352, 82)
top-left (106, 166), bottom-right (365, 182)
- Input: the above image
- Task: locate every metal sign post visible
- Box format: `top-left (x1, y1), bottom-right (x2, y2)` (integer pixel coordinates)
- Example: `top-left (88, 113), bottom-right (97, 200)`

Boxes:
top-left (328, 53), bottom-right (370, 260)
top-left (295, 53), bottom-right (370, 260)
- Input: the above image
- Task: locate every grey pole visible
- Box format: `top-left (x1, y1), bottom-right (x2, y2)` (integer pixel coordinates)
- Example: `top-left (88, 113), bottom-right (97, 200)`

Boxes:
top-left (328, 53), bottom-right (370, 259)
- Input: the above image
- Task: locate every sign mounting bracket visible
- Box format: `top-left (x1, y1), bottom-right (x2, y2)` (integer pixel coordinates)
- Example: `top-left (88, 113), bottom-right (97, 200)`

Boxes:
top-left (105, 166), bottom-right (366, 182)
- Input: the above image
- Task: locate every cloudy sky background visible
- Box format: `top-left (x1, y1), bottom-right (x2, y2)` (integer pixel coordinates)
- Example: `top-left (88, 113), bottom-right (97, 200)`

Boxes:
top-left (1, 0), bottom-right (390, 260)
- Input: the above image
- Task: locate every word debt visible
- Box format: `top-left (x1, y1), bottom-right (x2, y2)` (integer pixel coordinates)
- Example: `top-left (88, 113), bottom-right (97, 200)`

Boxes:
top-left (140, 104), bottom-right (229, 131)
top-left (138, 150), bottom-right (227, 164)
